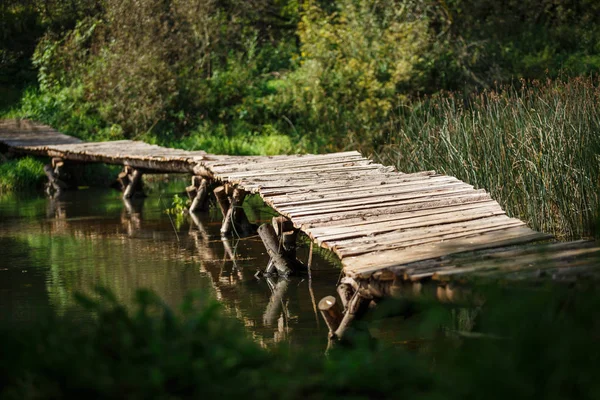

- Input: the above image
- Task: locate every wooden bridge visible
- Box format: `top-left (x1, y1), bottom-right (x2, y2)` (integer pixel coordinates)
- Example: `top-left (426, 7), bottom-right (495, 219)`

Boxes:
top-left (1, 119), bottom-right (599, 341)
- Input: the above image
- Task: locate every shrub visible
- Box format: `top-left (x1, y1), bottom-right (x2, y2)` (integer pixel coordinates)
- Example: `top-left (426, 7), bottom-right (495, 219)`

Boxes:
top-left (1, 283), bottom-right (599, 399)
top-left (0, 157), bottom-right (45, 193)
top-left (278, 0), bottom-right (430, 144)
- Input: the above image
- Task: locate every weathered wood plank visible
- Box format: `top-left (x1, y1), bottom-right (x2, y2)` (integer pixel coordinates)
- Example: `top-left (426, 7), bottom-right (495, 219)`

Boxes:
top-left (298, 199), bottom-right (498, 230)
top-left (332, 217), bottom-right (526, 257)
top-left (282, 189), bottom-right (489, 217)
top-left (309, 205), bottom-right (505, 243)
top-left (341, 226), bottom-right (551, 277)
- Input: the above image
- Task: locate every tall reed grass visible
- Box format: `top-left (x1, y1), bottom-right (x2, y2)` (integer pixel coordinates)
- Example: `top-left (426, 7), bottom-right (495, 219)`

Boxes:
top-left (374, 77), bottom-right (600, 239)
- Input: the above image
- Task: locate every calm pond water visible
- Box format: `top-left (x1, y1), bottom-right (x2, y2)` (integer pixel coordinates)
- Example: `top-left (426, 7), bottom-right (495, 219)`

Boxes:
top-left (0, 177), bottom-right (355, 350)
top-left (0, 177), bottom-right (418, 351)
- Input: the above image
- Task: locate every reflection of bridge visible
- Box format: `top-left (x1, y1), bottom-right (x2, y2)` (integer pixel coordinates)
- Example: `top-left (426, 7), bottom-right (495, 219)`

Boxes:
top-left (1, 194), bottom-right (333, 347)
top-left (2, 119), bottom-right (599, 343)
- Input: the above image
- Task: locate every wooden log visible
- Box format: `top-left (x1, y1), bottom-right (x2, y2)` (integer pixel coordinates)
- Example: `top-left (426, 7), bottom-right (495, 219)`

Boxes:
top-left (213, 186), bottom-right (230, 218)
top-left (337, 283), bottom-right (354, 309)
top-left (221, 188), bottom-right (246, 235)
top-left (332, 292), bottom-right (371, 340)
top-left (117, 168), bottom-right (131, 191)
top-left (233, 188), bottom-right (256, 234)
top-left (272, 216), bottom-right (295, 236)
top-left (265, 259), bottom-right (276, 275)
top-left (186, 185), bottom-right (198, 200)
top-left (123, 169), bottom-right (143, 199)
top-left (318, 296), bottom-right (343, 334)
top-left (43, 164), bottom-right (68, 195)
top-left (257, 223), bottom-right (296, 276)
top-left (282, 230), bottom-right (298, 259)
top-left (190, 178), bottom-right (209, 213)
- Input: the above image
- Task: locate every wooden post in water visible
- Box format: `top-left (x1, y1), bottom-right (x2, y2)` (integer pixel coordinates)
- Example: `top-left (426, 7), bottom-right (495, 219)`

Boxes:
top-left (318, 296), bottom-right (343, 335)
top-left (44, 158), bottom-right (69, 196)
top-left (187, 176), bottom-right (210, 213)
top-left (258, 216), bottom-right (302, 276)
top-left (121, 167), bottom-right (145, 199)
top-left (337, 283), bottom-right (354, 310)
top-left (319, 289), bottom-right (371, 343)
top-left (215, 185), bottom-right (257, 236)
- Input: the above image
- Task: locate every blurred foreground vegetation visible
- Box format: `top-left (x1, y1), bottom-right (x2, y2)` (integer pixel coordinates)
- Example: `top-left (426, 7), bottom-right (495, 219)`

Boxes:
top-left (1, 0), bottom-right (599, 237)
top-left (0, 283), bottom-right (599, 399)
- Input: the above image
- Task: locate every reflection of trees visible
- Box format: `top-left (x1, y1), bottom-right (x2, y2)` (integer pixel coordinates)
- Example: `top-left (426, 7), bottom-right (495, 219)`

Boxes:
top-left (2, 190), bottom-right (335, 349)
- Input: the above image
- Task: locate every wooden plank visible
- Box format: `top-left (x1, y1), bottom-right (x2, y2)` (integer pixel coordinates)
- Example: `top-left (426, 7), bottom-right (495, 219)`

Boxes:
top-left (429, 246), bottom-right (600, 280)
top-left (264, 177), bottom-right (460, 203)
top-left (205, 151), bottom-right (364, 168)
top-left (219, 164), bottom-right (392, 181)
top-left (341, 226), bottom-right (551, 277)
top-left (216, 159), bottom-right (374, 177)
top-left (333, 217), bottom-right (526, 257)
top-left (272, 181), bottom-right (472, 208)
top-left (298, 199), bottom-right (497, 229)
top-left (281, 188), bottom-right (488, 216)
top-left (209, 154), bottom-right (369, 173)
top-left (257, 172), bottom-right (441, 195)
top-left (308, 205), bottom-right (505, 243)
top-left (291, 193), bottom-right (493, 226)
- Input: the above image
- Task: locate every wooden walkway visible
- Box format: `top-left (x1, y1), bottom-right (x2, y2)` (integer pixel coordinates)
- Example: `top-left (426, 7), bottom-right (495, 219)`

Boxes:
top-left (1, 119), bottom-right (599, 291)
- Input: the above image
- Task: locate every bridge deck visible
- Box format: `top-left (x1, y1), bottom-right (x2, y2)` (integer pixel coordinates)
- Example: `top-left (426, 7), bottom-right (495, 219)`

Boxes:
top-left (1, 119), bottom-right (598, 284)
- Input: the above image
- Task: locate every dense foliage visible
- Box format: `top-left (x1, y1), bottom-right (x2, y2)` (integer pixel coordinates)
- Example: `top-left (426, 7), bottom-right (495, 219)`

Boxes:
top-left (4, 0), bottom-right (600, 142)
top-left (1, 0), bottom-right (599, 237)
top-left (1, 284), bottom-right (599, 399)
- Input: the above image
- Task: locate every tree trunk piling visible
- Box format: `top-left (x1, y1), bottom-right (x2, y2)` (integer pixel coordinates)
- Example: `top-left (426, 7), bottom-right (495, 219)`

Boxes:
top-left (318, 296), bottom-right (343, 335)
top-left (215, 185), bottom-right (256, 236)
top-left (186, 176), bottom-right (210, 213)
top-left (258, 216), bottom-right (303, 276)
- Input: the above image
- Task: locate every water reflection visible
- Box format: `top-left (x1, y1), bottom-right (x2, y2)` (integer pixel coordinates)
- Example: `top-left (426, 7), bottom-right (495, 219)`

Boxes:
top-left (0, 185), bottom-right (340, 349)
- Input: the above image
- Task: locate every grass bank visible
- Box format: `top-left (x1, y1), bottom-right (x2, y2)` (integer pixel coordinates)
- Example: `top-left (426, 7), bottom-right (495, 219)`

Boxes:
top-left (0, 157), bottom-right (45, 194)
top-left (371, 77), bottom-right (600, 239)
top-left (1, 283), bottom-right (599, 399)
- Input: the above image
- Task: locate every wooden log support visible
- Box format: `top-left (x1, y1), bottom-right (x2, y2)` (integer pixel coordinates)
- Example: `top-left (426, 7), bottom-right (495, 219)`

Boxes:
top-left (327, 290), bottom-right (371, 342)
top-left (258, 223), bottom-right (294, 276)
top-left (318, 296), bottom-right (343, 334)
top-left (44, 163), bottom-right (68, 196)
top-left (213, 186), bottom-right (230, 218)
top-left (273, 216), bottom-right (299, 260)
top-left (216, 185), bottom-right (256, 236)
top-left (221, 188), bottom-right (245, 235)
top-left (123, 168), bottom-right (144, 199)
top-left (189, 177), bottom-right (210, 213)
top-left (337, 283), bottom-right (354, 309)
top-left (117, 167), bottom-right (131, 191)
top-left (185, 176), bottom-right (201, 200)
top-left (258, 216), bottom-right (303, 276)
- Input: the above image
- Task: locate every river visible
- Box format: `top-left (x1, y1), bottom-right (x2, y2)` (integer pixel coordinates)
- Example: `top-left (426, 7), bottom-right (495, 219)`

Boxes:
top-left (0, 177), bottom-right (417, 351)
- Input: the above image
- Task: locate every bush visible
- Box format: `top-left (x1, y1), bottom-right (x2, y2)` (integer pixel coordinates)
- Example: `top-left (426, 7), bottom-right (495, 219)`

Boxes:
top-left (0, 157), bottom-right (45, 193)
top-left (276, 0), bottom-right (430, 146)
top-left (1, 282), bottom-right (599, 399)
